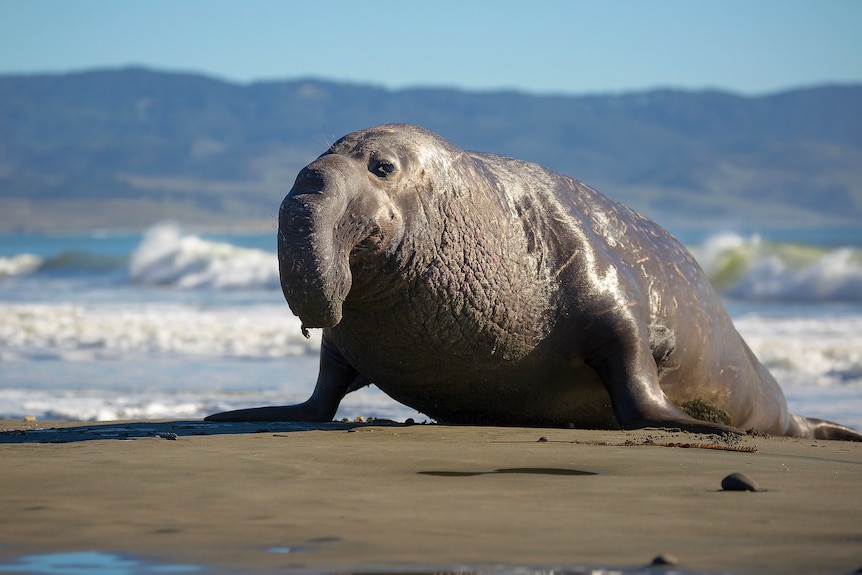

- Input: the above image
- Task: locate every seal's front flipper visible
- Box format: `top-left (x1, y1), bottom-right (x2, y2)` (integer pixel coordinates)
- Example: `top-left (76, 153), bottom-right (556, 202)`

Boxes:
top-left (205, 336), bottom-right (363, 423)
top-left (588, 323), bottom-right (740, 436)
top-left (205, 403), bottom-right (328, 423)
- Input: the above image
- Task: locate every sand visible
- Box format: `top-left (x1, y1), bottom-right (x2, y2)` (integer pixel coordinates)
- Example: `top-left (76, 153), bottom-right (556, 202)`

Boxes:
top-left (1, 419), bottom-right (861, 575)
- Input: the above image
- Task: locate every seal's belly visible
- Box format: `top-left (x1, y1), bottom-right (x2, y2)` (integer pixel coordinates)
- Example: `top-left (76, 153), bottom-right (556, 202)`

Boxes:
top-left (330, 299), bottom-right (617, 427)
top-left (346, 339), bottom-right (616, 427)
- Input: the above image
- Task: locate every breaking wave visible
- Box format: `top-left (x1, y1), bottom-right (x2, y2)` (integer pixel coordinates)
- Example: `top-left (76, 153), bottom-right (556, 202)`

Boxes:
top-left (0, 251), bottom-right (127, 279)
top-left (692, 233), bottom-right (862, 303)
top-left (128, 224), bottom-right (280, 289)
top-left (0, 254), bottom-right (42, 278)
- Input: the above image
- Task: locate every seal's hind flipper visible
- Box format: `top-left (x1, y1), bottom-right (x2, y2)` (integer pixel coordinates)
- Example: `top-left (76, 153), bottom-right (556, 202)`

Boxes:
top-left (801, 416), bottom-right (862, 442)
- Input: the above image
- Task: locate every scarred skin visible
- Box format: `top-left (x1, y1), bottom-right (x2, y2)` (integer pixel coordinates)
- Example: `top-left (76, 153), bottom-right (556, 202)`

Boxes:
top-left (207, 124), bottom-right (861, 441)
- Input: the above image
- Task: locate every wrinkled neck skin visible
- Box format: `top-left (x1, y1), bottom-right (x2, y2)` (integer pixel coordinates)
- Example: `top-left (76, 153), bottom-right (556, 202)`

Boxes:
top-left (346, 153), bottom-right (565, 365)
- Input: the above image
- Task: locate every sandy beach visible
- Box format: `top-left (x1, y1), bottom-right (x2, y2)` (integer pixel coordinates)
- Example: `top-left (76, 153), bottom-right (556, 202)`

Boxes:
top-left (1, 419), bottom-right (861, 575)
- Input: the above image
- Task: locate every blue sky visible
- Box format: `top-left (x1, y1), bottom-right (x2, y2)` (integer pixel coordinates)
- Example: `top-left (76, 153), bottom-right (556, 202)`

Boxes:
top-left (1, 0), bottom-right (860, 95)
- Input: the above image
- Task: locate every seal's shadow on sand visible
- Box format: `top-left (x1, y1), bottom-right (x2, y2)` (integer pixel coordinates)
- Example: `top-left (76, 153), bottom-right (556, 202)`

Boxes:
top-left (419, 468), bottom-right (597, 477)
top-left (0, 419), bottom-right (406, 444)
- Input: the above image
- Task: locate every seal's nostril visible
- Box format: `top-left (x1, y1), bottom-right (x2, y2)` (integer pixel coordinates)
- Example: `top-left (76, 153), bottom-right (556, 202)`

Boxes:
top-left (292, 168), bottom-right (326, 195)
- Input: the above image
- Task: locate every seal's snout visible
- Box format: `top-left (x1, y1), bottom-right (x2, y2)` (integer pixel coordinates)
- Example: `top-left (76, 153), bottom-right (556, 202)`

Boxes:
top-left (277, 157), bottom-right (354, 330)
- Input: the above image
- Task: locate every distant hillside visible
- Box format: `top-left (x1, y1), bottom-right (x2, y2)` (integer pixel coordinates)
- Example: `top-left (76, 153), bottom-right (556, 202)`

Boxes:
top-left (1, 67), bottom-right (860, 232)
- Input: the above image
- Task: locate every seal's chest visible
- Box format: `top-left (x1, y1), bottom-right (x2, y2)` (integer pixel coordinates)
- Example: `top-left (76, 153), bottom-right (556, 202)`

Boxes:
top-left (342, 287), bottom-right (556, 363)
top-left (334, 314), bottom-right (522, 374)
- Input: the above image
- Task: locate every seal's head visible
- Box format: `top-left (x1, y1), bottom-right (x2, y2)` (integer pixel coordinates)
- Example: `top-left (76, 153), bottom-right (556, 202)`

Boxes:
top-left (278, 124), bottom-right (465, 329)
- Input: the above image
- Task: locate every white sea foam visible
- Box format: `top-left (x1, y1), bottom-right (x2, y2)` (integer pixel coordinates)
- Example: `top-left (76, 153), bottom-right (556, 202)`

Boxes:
top-left (128, 224), bottom-right (280, 289)
top-left (0, 352), bottom-right (393, 423)
top-left (0, 303), bottom-right (319, 361)
top-left (0, 388), bottom-right (205, 421)
top-left (0, 387), bottom-right (419, 423)
top-left (734, 312), bottom-right (862, 388)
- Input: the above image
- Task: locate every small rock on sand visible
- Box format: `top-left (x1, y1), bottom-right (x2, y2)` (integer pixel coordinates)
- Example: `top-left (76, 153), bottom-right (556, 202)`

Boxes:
top-left (721, 472), bottom-right (759, 492)
top-left (651, 553), bottom-right (678, 566)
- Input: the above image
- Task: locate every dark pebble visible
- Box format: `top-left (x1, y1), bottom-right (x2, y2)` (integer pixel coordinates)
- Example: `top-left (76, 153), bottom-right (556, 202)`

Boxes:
top-left (537, 436), bottom-right (550, 442)
top-left (721, 472), bottom-right (759, 491)
top-left (156, 432), bottom-right (178, 440)
top-left (651, 553), bottom-right (678, 566)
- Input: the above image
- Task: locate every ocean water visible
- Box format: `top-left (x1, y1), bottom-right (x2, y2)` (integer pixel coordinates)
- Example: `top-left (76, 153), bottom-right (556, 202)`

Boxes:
top-left (1, 223), bottom-right (861, 431)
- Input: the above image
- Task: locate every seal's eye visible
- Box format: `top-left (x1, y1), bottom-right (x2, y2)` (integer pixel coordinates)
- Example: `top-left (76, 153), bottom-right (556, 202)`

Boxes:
top-left (369, 159), bottom-right (396, 178)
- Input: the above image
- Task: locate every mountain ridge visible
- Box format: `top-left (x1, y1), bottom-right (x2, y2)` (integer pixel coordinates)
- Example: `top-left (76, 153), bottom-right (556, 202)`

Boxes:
top-left (1, 67), bottom-right (860, 232)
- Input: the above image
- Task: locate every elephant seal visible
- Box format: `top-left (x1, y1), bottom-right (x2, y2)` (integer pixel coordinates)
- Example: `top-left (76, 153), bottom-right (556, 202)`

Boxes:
top-left (207, 124), bottom-right (861, 441)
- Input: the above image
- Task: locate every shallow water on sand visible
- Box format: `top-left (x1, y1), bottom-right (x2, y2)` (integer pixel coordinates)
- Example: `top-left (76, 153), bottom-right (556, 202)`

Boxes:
top-left (0, 549), bottom-right (733, 575)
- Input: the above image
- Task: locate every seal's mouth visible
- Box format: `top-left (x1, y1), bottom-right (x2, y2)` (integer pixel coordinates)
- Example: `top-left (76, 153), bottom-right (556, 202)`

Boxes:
top-left (294, 298), bottom-right (345, 331)
top-left (298, 286), bottom-right (345, 337)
